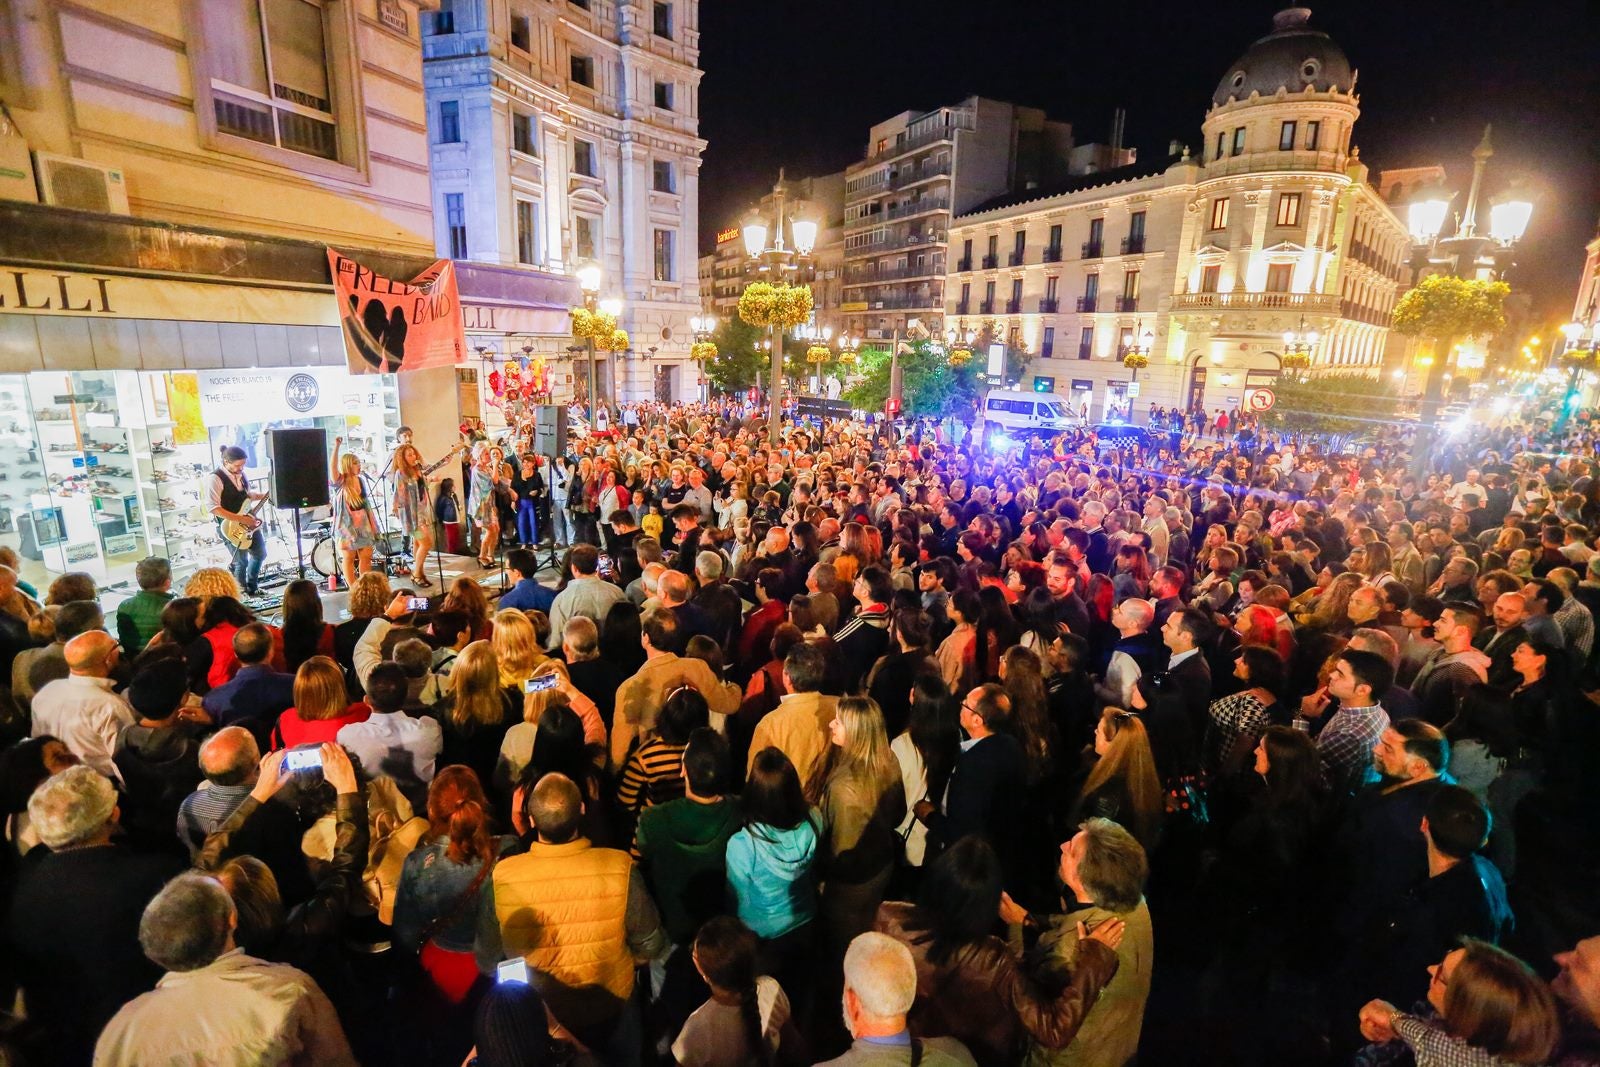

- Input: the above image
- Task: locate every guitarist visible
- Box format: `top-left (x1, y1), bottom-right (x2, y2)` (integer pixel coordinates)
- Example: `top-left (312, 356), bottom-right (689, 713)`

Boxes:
top-left (208, 445), bottom-right (270, 597)
top-left (390, 437), bottom-right (463, 588)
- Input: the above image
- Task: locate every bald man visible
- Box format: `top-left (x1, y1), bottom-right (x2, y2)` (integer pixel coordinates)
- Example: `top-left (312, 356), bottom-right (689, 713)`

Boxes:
top-left (30, 630), bottom-right (136, 782)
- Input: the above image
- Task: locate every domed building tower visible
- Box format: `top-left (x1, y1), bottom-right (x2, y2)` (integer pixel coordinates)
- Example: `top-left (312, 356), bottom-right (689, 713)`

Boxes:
top-left (1169, 7), bottom-right (1410, 414)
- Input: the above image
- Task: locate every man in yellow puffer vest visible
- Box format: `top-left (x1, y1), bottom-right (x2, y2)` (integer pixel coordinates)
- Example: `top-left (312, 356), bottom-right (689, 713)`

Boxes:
top-left (477, 773), bottom-right (668, 1060)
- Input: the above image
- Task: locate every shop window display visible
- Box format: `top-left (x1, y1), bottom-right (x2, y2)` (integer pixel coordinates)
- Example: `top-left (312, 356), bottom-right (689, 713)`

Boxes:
top-left (0, 369), bottom-right (401, 605)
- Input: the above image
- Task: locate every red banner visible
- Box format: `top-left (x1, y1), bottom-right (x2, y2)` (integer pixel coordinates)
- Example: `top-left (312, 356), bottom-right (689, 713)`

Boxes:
top-left (328, 250), bottom-right (465, 374)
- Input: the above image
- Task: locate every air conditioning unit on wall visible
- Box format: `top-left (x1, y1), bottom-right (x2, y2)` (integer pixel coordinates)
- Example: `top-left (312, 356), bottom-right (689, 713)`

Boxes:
top-left (34, 152), bottom-right (130, 214)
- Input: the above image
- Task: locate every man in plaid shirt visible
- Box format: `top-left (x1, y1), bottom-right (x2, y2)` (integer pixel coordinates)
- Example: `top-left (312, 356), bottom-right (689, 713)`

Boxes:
top-left (1299, 649), bottom-right (1394, 799)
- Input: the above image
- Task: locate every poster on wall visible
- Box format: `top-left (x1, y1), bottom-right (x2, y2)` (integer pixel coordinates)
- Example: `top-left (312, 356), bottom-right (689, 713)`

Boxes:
top-left (328, 250), bottom-right (466, 375)
top-left (166, 372), bottom-right (208, 446)
top-left (194, 367), bottom-right (376, 425)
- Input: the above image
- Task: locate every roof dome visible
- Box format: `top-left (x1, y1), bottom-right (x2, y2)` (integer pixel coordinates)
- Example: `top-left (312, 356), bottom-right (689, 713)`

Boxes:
top-left (1213, 8), bottom-right (1355, 107)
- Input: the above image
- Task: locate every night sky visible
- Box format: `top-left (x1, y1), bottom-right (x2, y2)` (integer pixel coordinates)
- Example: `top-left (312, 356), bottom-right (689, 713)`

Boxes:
top-left (696, 0), bottom-right (1600, 324)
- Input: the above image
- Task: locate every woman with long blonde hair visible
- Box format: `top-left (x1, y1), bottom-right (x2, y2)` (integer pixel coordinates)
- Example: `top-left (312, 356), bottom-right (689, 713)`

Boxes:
top-left (490, 608), bottom-right (550, 691)
top-left (328, 436), bottom-right (380, 587)
top-left (809, 696), bottom-right (906, 967)
top-left (430, 640), bottom-right (515, 788)
top-left (1069, 707), bottom-right (1164, 852)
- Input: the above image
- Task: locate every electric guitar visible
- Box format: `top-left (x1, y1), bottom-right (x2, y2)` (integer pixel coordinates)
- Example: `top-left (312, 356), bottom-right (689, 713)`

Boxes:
top-left (219, 493), bottom-right (269, 550)
top-left (419, 440), bottom-right (470, 477)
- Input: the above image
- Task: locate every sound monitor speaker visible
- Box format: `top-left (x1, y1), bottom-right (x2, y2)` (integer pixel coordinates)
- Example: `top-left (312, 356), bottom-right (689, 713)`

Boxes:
top-left (267, 428), bottom-right (330, 508)
top-left (534, 404), bottom-right (567, 459)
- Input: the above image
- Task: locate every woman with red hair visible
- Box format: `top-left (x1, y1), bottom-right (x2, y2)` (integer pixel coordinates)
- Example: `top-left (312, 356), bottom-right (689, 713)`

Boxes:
top-left (1236, 604), bottom-right (1295, 662)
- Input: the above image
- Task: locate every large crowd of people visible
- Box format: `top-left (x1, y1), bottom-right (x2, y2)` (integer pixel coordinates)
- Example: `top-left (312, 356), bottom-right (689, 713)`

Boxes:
top-left (3, 394), bottom-right (1600, 1067)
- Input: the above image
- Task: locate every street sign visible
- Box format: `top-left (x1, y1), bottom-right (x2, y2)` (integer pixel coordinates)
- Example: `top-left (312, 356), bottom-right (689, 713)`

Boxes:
top-left (1246, 387), bottom-right (1276, 412)
top-left (1126, 381), bottom-right (1142, 398)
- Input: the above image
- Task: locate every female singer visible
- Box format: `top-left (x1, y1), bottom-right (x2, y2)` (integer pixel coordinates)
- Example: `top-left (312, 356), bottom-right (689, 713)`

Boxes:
top-left (329, 437), bottom-right (380, 588)
top-left (391, 441), bottom-right (439, 587)
top-left (468, 442), bottom-right (500, 568)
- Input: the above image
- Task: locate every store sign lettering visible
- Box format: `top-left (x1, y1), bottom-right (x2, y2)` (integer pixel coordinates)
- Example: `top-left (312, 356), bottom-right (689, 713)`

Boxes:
top-left (462, 305), bottom-right (497, 330)
top-left (0, 270), bottom-right (113, 314)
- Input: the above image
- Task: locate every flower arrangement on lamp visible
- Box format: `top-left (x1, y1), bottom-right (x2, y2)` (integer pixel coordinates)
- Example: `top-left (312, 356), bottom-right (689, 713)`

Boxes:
top-left (1122, 351), bottom-right (1149, 370)
top-left (739, 282), bottom-right (815, 328)
top-left (600, 328), bottom-right (630, 353)
top-left (805, 344), bottom-right (831, 364)
top-left (571, 307), bottom-right (618, 339)
top-left (949, 347), bottom-right (973, 367)
top-left (691, 341), bottom-right (718, 362)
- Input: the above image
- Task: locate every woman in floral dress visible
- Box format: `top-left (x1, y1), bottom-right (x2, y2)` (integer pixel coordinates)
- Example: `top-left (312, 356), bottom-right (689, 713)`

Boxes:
top-left (468, 443), bottom-right (500, 567)
top-left (329, 437), bottom-right (380, 588)
top-left (391, 442), bottom-right (441, 587)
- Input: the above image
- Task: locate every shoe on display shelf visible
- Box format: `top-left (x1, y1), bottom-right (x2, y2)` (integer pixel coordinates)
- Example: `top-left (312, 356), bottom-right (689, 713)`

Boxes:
top-left (151, 441), bottom-right (176, 455)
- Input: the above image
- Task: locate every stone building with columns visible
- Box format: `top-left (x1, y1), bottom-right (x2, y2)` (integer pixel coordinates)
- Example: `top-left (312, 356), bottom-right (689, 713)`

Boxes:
top-left (945, 7), bottom-right (1414, 423)
top-left (422, 0), bottom-right (704, 404)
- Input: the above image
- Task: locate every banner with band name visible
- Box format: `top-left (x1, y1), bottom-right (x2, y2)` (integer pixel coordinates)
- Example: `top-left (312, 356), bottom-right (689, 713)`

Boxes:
top-left (328, 250), bottom-right (466, 375)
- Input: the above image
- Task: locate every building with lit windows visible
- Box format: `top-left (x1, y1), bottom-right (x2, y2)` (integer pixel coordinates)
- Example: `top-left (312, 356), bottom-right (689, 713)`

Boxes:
top-left (422, 0), bottom-right (704, 403)
top-left (946, 8), bottom-right (1414, 422)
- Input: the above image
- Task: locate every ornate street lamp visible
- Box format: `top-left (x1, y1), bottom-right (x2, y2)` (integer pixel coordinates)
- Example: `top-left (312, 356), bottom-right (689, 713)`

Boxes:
top-left (1281, 315), bottom-right (1320, 372)
top-left (740, 170), bottom-right (819, 444)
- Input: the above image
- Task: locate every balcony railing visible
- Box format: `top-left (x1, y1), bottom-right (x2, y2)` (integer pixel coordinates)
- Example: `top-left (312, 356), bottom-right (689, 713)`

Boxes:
top-left (842, 294), bottom-right (943, 312)
top-left (955, 257), bottom-right (972, 272)
top-left (955, 300), bottom-right (970, 315)
top-left (1076, 296), bottom-right (1098, 312)
top-left (1039, 297), bottom-right (1060, 313)
top-left (981, 254), bottom-right (998, 269)
top-left (1116, 296), bottom-right (1139, 312)
top-left (1005, 299), bottom-right (1022, 314)
top-left (1169, 291), bottom-right (1341, 313)
top-left (866, 119), bottom-right (973, 161)
top-left (1008, 250), bottom-right (1025, 266)
top-left (886, 197), bottom-right (949, 221)
top-left (1040, 342), bottom-right (1054, 359)
top-left (843, 263), bottom-right (944, 285)
top-left (1082, 241), bottom-right (1103, 259)
top-left (892, 161), bottom-right (952, 189)
top-left (979, 299), bottom-right (995, 314)
top-left (1121, 235), bottom-right (1146, 255)
top-left (1076, 344), bottom-right (1093, 360)
top-left (1042, 246), bottom-right (1063, 263)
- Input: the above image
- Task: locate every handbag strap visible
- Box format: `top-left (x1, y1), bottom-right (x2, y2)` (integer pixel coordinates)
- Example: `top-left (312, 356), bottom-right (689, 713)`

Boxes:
top-left (419, 854), bottom-right (496, 946)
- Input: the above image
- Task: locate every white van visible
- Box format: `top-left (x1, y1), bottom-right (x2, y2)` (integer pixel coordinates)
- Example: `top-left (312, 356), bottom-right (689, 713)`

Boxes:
top-left (981, 389), bottom-right (1077, 438)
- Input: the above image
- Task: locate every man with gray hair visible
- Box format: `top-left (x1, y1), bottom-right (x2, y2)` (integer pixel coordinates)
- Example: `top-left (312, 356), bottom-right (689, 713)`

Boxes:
top-left (562, 615), bottom-right (617, 728)
top-left (4, 766), bottom-right (182, 1065)
top-left (94, 872), bottom-right (357, 1066)
top-left (816, 931), bottom-right (976, 1065)
top-left (30, 630), bottom-right (134, 781)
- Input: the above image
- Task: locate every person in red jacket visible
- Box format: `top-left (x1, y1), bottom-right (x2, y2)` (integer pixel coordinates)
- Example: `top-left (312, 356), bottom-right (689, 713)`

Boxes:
top-left (274, 655), bottom-right (369, 749)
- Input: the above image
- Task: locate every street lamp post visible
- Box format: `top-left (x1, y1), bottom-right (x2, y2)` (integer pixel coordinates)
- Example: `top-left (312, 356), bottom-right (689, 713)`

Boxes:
top-left (1282, 316), bottom-right (1320, 377)
top-left (1557, 319), bottom-right (1599, 432)
top-left (575, 263), bottom-right (602, 416)
top-left (794, 322), bottom-right (833, 395)
top-left (690, 314), bottom-right (716, 403)
top-left (741, 170), bottom-right (819, 446)
top-left (1403, 125), bottom-right (1532, 450)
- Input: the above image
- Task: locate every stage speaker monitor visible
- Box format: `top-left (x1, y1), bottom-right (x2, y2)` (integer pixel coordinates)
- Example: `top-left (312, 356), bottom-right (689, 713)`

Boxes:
top-left (267, 428), bottom-right (330, 509)
top-left (534, 404), bottom-right (567, 459)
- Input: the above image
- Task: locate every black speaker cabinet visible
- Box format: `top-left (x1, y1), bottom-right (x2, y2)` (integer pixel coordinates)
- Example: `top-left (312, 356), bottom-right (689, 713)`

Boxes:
top-left (267, 428), bottom-right (330, 508)
top-left (534, 404), bottom-right (568, 460)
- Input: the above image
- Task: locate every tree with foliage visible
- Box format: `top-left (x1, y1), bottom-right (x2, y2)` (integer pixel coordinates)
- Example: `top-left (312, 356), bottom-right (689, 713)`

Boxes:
top-left (1261, 373), bottom-right (1401, 437)
top-left (843, 336), bottom-right (1035, 421)
top-left (1391, 274), bottom-right (1509, 472)
top-left (703, 315), bottom-right (766, 393)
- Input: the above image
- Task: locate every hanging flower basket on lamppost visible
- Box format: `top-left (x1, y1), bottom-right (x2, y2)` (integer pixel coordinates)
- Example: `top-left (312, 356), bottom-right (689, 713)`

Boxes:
top-left (805, 344), bottom-right (831, 365)
top-left (948, 347), bottom-right (973, 367)
top-left (691, 341), bottom-right (718, 363)
top-left (738, 282), bottom-right (814, 330)
top-left (1121, 351), bottom-right (1149, 370)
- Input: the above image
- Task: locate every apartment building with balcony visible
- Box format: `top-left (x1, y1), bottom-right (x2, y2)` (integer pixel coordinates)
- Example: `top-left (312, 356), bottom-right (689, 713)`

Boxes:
top-left (841, 97), bottom-right (1081, 341)
top-left (423, 0), bottom-right (705, 403)
top-left (946, 9), bottom-right (1414, 422)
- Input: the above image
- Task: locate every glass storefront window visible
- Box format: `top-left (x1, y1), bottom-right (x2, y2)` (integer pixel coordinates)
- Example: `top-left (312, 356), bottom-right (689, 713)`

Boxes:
top-left (0, 369), bottom-right (402, 601)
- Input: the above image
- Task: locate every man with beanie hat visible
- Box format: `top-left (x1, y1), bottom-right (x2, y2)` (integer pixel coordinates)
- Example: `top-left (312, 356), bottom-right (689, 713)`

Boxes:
top-left (114, 658), bottom-right (205, 849)
top-left (2, 766), bottom-right (183, 1065)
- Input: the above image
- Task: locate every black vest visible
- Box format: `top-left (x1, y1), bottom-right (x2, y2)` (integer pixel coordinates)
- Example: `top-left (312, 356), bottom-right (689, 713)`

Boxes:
top-left (213, 468), bottom-right (247, 514)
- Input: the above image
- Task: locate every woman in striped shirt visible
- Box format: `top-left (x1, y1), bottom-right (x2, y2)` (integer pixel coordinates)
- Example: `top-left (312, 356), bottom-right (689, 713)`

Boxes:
top-left (615, 686), bottom-right (709, 854)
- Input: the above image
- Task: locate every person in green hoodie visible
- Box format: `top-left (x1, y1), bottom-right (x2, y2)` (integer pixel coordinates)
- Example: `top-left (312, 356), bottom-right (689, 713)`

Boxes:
top-left (637, 727), bottom-right (743, 1044)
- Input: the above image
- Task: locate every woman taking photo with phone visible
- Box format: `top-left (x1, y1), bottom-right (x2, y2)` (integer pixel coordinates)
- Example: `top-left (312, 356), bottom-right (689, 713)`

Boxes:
top-left (329, 437), bottom-right (381, 589)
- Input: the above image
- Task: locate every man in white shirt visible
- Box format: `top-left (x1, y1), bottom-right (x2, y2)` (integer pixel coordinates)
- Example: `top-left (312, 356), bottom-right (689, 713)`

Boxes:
top-left (335, 662), bottom-right (441, 808)
top-left (30, 631), bottom-right (135, 782)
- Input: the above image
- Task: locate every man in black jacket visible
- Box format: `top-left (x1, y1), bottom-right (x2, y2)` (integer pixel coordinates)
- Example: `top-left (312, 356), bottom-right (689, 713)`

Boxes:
top-left (1132, 607), bottom-right (1214, 782)
top-left (914, 684), bottom-right (1025, 881)
top-left (1045, 551), bottom-right (1092, 638)
top-left (4, 765), bottom-right (184, 1066)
